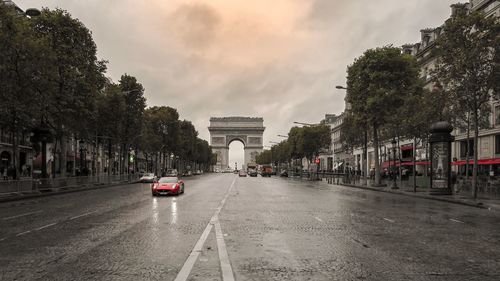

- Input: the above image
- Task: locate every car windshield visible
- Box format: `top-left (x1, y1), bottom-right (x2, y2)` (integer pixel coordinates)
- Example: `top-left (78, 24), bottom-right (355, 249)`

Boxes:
top-left (158, 177), bottom-right (178, 183)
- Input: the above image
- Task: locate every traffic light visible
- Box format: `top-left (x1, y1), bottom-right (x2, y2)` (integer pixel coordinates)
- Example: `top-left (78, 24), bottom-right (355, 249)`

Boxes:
top-left (129, 155), bottom-right (134, 163)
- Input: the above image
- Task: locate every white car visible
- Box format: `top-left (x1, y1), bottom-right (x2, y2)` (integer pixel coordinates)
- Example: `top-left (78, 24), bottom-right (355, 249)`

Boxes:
top-left (139, 173), bottom-right (156, 183)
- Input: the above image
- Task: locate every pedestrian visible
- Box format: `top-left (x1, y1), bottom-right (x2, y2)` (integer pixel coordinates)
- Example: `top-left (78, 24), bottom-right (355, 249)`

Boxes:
top-left (1, 167), bottom-right (6, 180)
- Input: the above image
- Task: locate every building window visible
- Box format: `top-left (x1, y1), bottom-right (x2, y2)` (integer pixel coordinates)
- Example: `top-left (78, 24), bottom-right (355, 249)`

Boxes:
top-left (495, 135), bottom-right (500, 154)
top-left (460, 139), bottom-right (474, 158)
top-left (495, 105), bottom-right (500, 125)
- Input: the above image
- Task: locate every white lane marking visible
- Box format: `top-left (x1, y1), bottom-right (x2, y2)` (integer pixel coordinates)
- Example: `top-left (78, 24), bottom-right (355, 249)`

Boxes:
top-left (214, 218), bottom-right (235, 281)
top-left (0, 237), bottom-right (7, 242)
top-left (16, 230), bottom-right (32, 236)
top-left (35, 222), bottom-right (57, 231)
top-left (2, 210), bottom-right (43, 220)
top-left (383, 218), bottom-right (395, 223)
top-left (314, 216), bottom-right (323, 222)
top-left (449, 219), bottom-right (464, 223)
top-left (174, 177), bottom-right (236, 281)
top-left (69, 211), bottom-right (96, 220)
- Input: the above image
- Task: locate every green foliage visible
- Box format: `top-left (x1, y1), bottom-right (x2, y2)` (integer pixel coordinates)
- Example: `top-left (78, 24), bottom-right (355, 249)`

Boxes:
top-left (433, 9), bottom-right (499, 123)
top-left (344, 46), bottom-right (423, 184)
top-left (31, 8), bottom-right (107, 136)
top-left (256, 125), bottom-right (331, 165)
top-left (0, 3), bottom-right (213, 176)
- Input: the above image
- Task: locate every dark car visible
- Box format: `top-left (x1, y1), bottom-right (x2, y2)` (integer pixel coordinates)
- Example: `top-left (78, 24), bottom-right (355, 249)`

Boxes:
top-left (248, 170), bottom-right (258, 177)
top-left (151, 177), bottom-right (185, 196)
top-left (280, 170), bottom-right (288, 177)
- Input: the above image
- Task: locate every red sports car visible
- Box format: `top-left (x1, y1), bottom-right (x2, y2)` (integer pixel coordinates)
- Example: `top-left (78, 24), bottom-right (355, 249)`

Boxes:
top-left (151, 177), bottom-right (185, 196)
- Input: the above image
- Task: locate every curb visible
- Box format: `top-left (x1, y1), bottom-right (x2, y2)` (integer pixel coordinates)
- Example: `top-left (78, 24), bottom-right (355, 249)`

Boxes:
top-left (336, 182), bottom-right (499, 210)
top-left (0, 180), bottom-right (138, 203)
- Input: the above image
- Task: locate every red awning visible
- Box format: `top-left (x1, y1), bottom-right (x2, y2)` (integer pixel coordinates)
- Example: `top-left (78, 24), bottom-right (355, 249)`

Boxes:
top-left (400, 145), bottom-right (414, 151)
top-left (452, 158), bottom-right (500, 165)
top-left (381, 160), bottom-right (398, 168)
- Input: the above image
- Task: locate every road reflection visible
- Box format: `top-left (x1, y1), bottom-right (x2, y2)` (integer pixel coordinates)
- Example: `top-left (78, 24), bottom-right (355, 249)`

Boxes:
top-left (171, 199), bottom-right (178, 224)
top-left (152, 197), bottom-right (159, 225)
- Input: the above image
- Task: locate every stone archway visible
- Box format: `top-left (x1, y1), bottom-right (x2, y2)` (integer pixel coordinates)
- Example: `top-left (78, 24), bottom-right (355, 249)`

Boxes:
top-left (208, 117), bottom-right (265, 170)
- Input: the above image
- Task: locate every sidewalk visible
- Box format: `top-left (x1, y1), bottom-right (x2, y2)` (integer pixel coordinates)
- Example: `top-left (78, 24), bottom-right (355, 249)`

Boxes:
top-left (0, 175), bottom-right (139, 203)
top-left (335, 180), bottom-right (500, 211)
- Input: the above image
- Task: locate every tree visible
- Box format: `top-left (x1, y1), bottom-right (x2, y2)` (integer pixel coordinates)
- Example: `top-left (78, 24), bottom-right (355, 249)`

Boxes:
top-left (31, 8), bottom-right (107, 177)
top-left (433, 6), bottom-right (500, 198)
top-left (302, 124), bottom-right (331, 163)
top-left (0, 4), bottom-right (49, 179)
top-left (345, 46), bottom-right (422, 186)
top-left (118, 74), bottom-right (146, 173)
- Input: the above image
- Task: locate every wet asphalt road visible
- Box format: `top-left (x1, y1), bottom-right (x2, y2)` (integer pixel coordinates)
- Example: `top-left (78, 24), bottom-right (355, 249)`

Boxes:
top-left (1, 173), bottom-right (500, 281)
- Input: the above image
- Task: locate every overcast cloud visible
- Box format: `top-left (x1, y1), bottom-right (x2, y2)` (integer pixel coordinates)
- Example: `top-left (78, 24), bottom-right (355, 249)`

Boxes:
top-left (17, 0), bottom-right (459, 165)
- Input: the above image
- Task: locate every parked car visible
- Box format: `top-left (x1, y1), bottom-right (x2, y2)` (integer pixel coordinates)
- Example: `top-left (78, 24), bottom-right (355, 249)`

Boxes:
top-left (248, 169), bottom-right (258, 177)
top-left (183, 171), bottom-right (193, 177)
top-left (151, 176), bottom-right (184, 196)
top-left (165, 169), bottom-right (178, 177)
top-left (139, 173), bottom-right (156, 183)
top-left (280, 170), bottom-right (288, 177)
top-left (239, 170), bottom-right (247, 177)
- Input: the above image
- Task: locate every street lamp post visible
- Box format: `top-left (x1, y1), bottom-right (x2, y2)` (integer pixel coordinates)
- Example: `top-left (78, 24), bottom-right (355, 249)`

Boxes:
top-left (391, 139), bottom-right (398, 189)
top-left (293, 121), bottom-right (317, 127)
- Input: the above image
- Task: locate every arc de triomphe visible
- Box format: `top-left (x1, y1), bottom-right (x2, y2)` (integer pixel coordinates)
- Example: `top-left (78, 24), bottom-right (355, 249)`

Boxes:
top-left (208, 117), bottom-right (265, 170)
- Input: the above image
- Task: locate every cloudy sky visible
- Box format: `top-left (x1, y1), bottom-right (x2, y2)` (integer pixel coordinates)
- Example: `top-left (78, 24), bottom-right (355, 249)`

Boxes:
top-left (17, 0), bottom-right (458, 166)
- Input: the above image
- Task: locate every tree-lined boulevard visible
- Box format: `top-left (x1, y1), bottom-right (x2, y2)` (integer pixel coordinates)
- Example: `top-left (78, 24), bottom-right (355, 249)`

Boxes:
top-left (2, 1), bottom-right (500, 280)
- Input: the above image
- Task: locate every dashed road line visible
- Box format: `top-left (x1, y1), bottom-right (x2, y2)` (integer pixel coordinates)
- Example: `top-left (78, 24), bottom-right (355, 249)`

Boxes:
top-left (214, 218), bottom-right (235, 281)
top-left (314, 216), bottom-right (323, 222)
top-left (0, 237), bottom-right (7, 242)
top-left (35, 222), bottom-right (57, 231)
top-left (174, 177), bottom-right (236, 281)
top-left (449, 218), bottom-right (464, 223)
top-left (16, 230), bottom-right (32, 236)
top-left (69, 211), bottom-right (96, 220)
top-left (383, 218), bottom-right (395, 223)
top-left (2, 210), bottom-right (43, 220)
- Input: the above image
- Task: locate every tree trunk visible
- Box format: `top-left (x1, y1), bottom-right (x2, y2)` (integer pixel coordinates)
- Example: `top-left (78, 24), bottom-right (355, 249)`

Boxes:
top-left (472, 109), bottom-right (479, 199)
top-left (362, 129), bottom-right (368, 186)
top-left (73, 135), bottom-right (77, 176)
top-left (465, 111), bottom-right (471, 186)
top-left (397, 135), bottom-right (402, 188)
top-left (108, 140), bottom-right (112, 175)
top-left (9, 110), bottom-right (20, 180)
top-left (52, 138), bottom-right (58, 178)
top-left (118, 145), bottom-right (122, 174)
top-left (155, 152), bottom-right (158, 176)
top-left (60, 133), bottom-right (67, 178)
top-left (373, 124), bottom-right (381, 186)
top-left (413, 138), bottom-right (417, 192)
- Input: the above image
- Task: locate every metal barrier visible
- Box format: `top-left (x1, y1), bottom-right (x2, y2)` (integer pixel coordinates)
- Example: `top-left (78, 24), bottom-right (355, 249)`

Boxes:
top-left (0, 174), bottom-right (140, 195)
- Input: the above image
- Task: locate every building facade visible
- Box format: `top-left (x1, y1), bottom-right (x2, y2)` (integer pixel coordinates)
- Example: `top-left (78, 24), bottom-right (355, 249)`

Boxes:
top-left (351, 0), bottom-right (499, 178)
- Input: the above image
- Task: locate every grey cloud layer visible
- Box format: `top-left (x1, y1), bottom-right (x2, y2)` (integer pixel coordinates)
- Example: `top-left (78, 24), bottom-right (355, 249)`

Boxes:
top-left (17, 0), bottom-right (458, 156)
